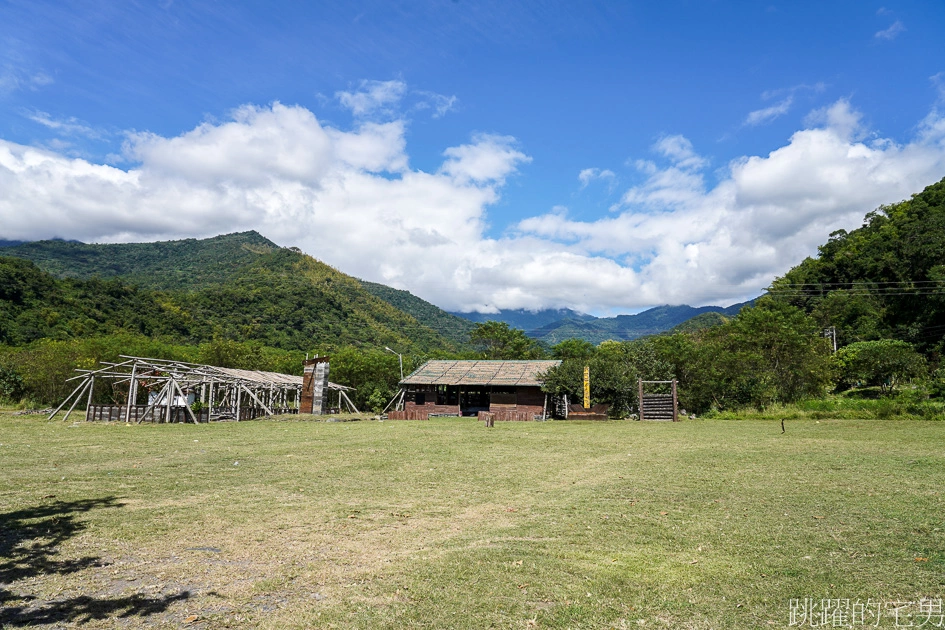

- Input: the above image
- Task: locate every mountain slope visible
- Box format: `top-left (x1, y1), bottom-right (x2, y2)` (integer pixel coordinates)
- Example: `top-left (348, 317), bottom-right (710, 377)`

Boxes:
top-left (359, 280), bottom-right (475, 346)
top-left (2, 231), bottom-right (279, 291)
top-left (0, 236), bottom-right (457, 353)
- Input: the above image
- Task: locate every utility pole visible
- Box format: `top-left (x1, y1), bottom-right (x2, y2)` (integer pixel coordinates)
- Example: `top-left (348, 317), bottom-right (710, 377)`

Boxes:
top-left (385, 346), bottom-right (404, 381)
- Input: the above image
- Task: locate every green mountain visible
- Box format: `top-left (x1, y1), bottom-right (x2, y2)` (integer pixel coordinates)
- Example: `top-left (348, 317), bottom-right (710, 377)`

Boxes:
top-left (0, 235), bottom-right (457, 353)
top-left (2, 231), bottom-right (279, 291)
top-left (667, 311), bottom-right (731, 334)
top-left (770, 176), bottom-right (945, 354)
top-left (4, 231), bottom-right (476, 347)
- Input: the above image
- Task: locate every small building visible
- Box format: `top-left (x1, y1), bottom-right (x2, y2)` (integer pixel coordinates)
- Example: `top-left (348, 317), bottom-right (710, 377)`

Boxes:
top-left (394, 359), bottom-right (561, 420)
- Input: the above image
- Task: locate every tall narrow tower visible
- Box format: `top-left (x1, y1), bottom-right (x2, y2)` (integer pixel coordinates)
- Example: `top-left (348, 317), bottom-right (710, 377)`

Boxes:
top-left (300, 357), bottom-right (330, 414)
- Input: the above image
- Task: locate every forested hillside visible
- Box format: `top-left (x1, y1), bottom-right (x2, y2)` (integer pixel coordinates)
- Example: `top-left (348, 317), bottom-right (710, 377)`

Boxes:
top-left (0, 249), bottom-right (455, 354)
top-left (5, 232), bottom-right (477, 345)
top-left (769, 176), bottom-right (945, 356)
top-left (3, 231), bottom-right (280, 291)
top-left (358, 280), bottom-right (475, 346)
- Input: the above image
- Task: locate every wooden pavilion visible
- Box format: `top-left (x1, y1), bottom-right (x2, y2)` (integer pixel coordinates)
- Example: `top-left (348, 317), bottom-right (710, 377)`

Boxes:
top-left (388, 359), bottom-right (561, 421)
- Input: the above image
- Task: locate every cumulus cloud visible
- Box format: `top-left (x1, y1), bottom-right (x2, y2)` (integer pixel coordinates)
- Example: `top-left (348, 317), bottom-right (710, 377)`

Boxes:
top-left (1, 95), bottom-right (944, 313)
top-left (439, 134), bottom-right (530, 184)
top-left (875, 20), bottom-right (905, 40)
top-left (517, 99), bottom-right (945, 309)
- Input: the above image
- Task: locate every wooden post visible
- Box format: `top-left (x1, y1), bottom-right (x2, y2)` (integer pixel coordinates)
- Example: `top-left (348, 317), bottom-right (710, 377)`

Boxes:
top-left (672, 379), bottom-right (679, 422)
top-left (241, 383), bottom-right (274, 416)
top-left (125, 364), bottom-right (137, 423)
top-left (235, 384), bottom-right (241, 421)
top-left (165, 378), bottom-right (174, 423)
top-left (84, 376), bottom-right (95, 421)
top-left (140, 380), bottom-right (169, 423)
top-left (48, 378), bottom-right (91, 421)
top-left (638, 379), bottom-right (644, 421)
top-left (172, 379), bottom-right (199, 424)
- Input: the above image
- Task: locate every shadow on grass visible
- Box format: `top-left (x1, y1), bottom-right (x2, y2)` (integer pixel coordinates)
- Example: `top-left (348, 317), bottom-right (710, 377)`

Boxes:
top-left (0, 497), bottom-right (189, 627)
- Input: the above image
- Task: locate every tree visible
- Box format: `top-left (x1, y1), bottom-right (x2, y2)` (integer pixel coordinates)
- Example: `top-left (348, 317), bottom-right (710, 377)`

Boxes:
top-left (836, 339), bottom-right (926, 394)
top-left (649, 301), bottom-right (835, 413)
top-left (540, 339), bottom-right (673, 417)
top-left (328, 347), bottom-right (403, 411)
top-left (468, 321), bottom-right (544, 360)
top-left (551, 338), bottom-right (596, 360)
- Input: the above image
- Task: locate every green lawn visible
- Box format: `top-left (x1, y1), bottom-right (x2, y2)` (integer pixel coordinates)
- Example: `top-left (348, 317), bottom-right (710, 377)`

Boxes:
top-left (1, 414), bottom-right (943, 628)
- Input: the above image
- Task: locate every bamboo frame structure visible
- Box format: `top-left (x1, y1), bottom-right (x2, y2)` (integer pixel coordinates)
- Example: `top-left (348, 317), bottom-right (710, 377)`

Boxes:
top-left (48, 355), bottom-right (355, 423)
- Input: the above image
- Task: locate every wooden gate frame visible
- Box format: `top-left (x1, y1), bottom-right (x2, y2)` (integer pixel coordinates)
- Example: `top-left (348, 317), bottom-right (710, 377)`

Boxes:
top-left (637, 379), bottom-right (679, 422)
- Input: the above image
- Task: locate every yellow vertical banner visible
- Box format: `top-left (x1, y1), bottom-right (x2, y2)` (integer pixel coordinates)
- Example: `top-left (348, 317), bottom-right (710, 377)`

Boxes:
top-left (583, 365), bottom-right (590, 409)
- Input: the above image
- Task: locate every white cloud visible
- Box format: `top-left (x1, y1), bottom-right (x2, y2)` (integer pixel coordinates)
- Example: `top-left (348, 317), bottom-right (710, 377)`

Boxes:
top-left (415, 91), bottom-right (458, 118)
top-left (803, 99), bottom-right (863, 140)
top-left (653, 135), bottom-right (706, 170)
top-left (578, 167), bottom-right (615, 188)
top-left (0, 66), bottom-right (53, 96)
top-left (745, 96), bottom-right (793, 126)
top-left (875, 20), bottom-right (905, 40)
top-left (28, 111), bottom-right (101, 138)
top-left (1, 94), bottom-right (944, 314)
top-left (932, 72), bottom-right (945, 103)
top-left (516, 99), bottom-right (945, 310)
top-left (336, 79), bottom-right (406, 118)
top-left (439, 134), bottom-right (530, 184)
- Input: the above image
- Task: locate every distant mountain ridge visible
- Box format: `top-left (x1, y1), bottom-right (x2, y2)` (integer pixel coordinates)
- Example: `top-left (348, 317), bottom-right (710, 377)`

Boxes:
top-left (450, 308), bottom-right (595, 331)
top-left (452, 302), bottom-right (752, 345)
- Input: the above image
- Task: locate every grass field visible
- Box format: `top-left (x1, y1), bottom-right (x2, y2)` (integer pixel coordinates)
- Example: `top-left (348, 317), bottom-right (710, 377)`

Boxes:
top-left (1, 413), bottom-right (943, 628)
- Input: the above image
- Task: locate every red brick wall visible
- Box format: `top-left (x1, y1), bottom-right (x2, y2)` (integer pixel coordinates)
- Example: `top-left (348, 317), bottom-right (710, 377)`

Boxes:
top-left (404, 401), bottom-right (461, 415)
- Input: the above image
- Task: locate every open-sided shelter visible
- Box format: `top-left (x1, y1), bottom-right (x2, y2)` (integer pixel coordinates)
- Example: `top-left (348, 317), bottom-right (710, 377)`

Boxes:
top-left (48, 355), bottom-right (356, 423)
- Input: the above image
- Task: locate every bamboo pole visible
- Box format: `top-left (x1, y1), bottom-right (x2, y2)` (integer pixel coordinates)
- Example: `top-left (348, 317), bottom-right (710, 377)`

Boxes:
top-left (124, 363), bottom-right (137, 423)
top-left (62, 378), bottom-right (93, 423)
top-left (241, 383), bottom-right (274, 416)
top-left (84, 376), bottom-right (95, 422)
top-left (47, 378), bottom-right (91, 421)
top-left (171, 379), bottom-right (199, 424)
top-left (139, 380), bottom-right (170, 424)
top-left (340, 390), bottom-right (360, 414)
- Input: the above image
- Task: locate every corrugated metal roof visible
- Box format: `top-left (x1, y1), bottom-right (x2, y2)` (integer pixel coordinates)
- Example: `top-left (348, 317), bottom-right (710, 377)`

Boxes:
top-left (400, 360), bottom-right (561, 387)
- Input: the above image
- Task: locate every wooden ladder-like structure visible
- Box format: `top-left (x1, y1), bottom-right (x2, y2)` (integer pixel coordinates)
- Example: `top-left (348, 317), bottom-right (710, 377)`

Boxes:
top-left (637, 379), bottom-right (679, 421)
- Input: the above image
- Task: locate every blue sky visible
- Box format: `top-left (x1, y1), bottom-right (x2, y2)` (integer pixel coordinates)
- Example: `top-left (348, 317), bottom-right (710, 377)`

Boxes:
top-left (1, 1), bottom-right (944, 314)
